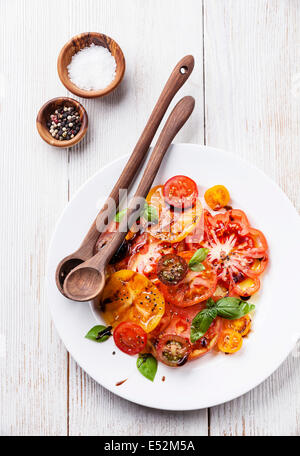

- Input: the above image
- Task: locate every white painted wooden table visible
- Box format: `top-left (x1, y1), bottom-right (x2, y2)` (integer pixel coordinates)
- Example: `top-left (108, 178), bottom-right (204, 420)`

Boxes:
top-left (1, 0), bottom-right (299, 436)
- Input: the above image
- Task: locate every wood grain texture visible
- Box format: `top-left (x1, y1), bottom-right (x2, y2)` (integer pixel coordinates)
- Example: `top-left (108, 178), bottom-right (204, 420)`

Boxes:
top-left (0, 0), bottom-right (69, 435)
top-left (65, 0), bottom-right (206, 436)
top-left (204, 0), bottom-right (300, 436)
top-left (0, 0), bottom-right (206, 436)
top-left (63, 96), bottom-right (195, 302)
top-left (55, 55), bottom-right (195, 298)
top-left (1, 0), bottom-right (299, 436)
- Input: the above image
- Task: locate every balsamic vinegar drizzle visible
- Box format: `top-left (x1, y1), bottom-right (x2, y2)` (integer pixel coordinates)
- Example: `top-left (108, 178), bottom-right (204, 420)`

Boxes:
top-left (96, 326), bottom-right (112, 340)
top-left (116, 379), bottom-right (128, 386)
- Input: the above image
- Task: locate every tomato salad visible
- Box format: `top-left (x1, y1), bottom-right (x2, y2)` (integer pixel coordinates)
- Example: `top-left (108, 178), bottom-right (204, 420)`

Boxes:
top-left (86, 176), bottom-right (268, 382)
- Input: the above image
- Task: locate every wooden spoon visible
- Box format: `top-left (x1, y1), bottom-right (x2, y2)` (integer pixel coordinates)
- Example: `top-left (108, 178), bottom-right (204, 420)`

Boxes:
top-left (63, 95), bottom-right (195, 301)
top-left (55, 55), bottom-right (194, 296)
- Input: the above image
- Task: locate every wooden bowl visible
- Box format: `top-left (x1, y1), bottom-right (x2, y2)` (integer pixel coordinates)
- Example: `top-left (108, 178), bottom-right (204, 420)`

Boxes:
top-left (57, 32), bottom-right (125, 98)
top-left (36, 97), bottom-right (88, 148)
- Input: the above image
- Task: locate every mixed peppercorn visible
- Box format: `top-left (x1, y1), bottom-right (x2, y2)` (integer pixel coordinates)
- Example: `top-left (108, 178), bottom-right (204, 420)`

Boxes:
top-left (47, 105), bottom-right (81, 141)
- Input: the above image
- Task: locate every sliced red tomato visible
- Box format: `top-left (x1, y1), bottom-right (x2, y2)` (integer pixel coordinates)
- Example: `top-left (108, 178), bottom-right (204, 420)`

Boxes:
top-left (148, 301), bottom-right (174, 339)
top-left (200, 209), bottom-right (268, 296)
top-left (189, 317), bottom-right (221, 360)
top-left (203, 209), bottom-right (250, 238)
top-left (248, 255), bottom-right (268, 277)
top-left (246, 229), bottom-right (268, 277)
top-left (232, 276), bottom-right (260, 296)
top-left (127, 233), bottom-right (185, 280)
top-left (157, 302), bottom-right (206, 339)
top-left (247, 227), bottom-right (268, 250)
top-left (156, 334), bottom-right (191, 367)
top-left (228, 209), bottom-right (250, 235)
top-left (159, 250), bottom-right (217, 307)
top-left (163, 175), bottom-right (198, 208)
top-left (113, 321), bottom-right (147, 355)
top-left (152, 303), bottom-right (221, 360)
top-left (213, 282), bottom-right (229, 299)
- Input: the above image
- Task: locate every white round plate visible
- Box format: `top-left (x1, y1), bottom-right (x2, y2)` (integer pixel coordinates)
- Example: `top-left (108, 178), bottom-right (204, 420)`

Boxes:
top-left (47, 144), bottom-right (300, 410)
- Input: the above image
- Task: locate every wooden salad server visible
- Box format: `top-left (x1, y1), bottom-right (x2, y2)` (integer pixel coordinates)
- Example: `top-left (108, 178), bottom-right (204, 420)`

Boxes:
top-left (55, 55), bottom-right (194, 296)
top-left (63, 95), bottom-right (195, 302)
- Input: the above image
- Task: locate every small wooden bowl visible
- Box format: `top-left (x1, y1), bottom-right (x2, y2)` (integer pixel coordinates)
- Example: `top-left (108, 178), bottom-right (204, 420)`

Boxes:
top-left (57, 32), bottom-right (125, 98)
top-left (36, 97), bottom-right (88, 148)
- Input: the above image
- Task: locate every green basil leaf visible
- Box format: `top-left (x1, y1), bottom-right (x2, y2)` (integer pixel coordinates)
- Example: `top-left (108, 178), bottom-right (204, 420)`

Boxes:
top-left (215, 297), bottom-right (255, 320)
top-left (189, 262), bottom-right (206, 272)
top-left (85, 325), bottom-right (112, 342)
top-left (190, 308), bottom-right (217, 343)
top-left (114, 209), bottom-right (127, 222)
top-left (188, 248), bottom-right (209, 271)
top-left (137, 353), bottom-right (157, 382)
top-left (142, 202), bottom-right (158, 224)
top-left (206, 297), bottom-right (216, 309)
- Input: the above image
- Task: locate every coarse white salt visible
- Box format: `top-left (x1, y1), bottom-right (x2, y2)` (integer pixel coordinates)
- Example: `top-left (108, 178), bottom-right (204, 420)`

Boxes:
top-left (67, 43), bottom-right (117, 91)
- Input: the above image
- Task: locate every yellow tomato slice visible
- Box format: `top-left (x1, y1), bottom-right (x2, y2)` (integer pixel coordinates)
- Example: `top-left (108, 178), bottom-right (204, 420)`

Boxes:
top-left (223, 315), bottom-right (251, 337)
top-left (204, 185), bottom-right (230, 211)
top-left (100, 270), bottom-right (165, 333)
top-left (217, 329), bottom-right (243, 354)
top-left (144, 185), bottom-right (203, 243)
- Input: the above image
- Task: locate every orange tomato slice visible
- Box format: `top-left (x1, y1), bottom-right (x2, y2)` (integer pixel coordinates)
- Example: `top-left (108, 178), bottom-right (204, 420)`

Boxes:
top-left (217, 329), bottom-right (243, 354)
top-left (144, 185), bottom-right (203, 243)
top-left (100, 270), bottom-right (165, 333)
top-left (223, 315), bottom-right (251, 337)
top-left (204, 185), bottom-right (230, 211)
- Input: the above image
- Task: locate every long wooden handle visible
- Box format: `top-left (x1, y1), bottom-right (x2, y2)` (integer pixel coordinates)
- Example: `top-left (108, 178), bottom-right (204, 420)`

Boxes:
top-left (90, 95), bottom-right (195, 270)
top-left (78, 55), bottom-right (195, 256)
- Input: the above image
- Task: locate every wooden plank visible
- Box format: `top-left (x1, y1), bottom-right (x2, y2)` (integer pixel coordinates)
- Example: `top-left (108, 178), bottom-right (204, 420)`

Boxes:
top-left (0, 0), bottom-right (69, 435)
top-left (66, 0), bottom-right (207, 436)
top-left (4, 0), bottom-right (298, 436)
top-left (204, 0), bottom-right (300, 436)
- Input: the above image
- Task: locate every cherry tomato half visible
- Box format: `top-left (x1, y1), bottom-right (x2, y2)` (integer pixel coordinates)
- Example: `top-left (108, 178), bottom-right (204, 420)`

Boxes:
top-left (217, 329), bottom-right (243, 354)
top-left (157, 253), bottom-right (188, 286)
top-left (156, 334), bottom-right (191, 367)
top-left (163, 175), bottom-right (198, 208)
top-left (113, 321), bottom-right (147, 355)
top-left (204, 185), bottom-right (230, 211)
